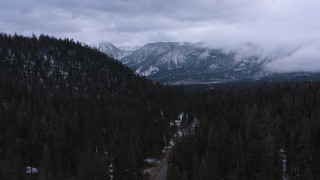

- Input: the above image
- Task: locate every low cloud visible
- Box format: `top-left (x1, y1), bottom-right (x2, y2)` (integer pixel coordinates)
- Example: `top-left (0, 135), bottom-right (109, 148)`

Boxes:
top-left (264, 43), bottom-right (320, 72)
top-left (1, 0), bottom-right (320, 72)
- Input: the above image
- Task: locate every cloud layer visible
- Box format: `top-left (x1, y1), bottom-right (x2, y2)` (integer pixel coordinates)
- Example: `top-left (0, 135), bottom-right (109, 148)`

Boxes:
top-left (1, 0), bottom-right (320, 72)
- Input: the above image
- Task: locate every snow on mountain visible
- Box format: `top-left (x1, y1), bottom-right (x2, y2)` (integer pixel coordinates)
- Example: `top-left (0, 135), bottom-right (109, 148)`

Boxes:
top-left (98, 42), bottom-right (139, 60)
top-left (98, 41), bottom-right (319, 83)
top-left (122, 42), bottom-right (178, 65)
top-left (136, 66), bottom-right (159, 76)
top-left (199, 50), bottom-right (211, 59)
top-left (123, 42), bottom-right (197, 66)
top-left (98, 42), bottom-right (264, 83)
top-left (98, 43), bottom-right (121, 57)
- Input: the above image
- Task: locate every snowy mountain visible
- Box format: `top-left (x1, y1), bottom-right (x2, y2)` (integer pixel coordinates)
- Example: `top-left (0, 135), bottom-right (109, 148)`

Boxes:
top-left (98, 42), bottom-right (319, 84)
top-left (123, 42), bottom-right (265, 83)
top-left (98, 42), bottom-right (139, 60)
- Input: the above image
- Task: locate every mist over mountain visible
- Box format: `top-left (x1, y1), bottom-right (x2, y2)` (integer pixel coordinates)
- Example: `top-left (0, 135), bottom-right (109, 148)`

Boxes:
top-left (99, 42), bottom-right (320, 84)
top-left (3, 0), bottom-right (320, 74)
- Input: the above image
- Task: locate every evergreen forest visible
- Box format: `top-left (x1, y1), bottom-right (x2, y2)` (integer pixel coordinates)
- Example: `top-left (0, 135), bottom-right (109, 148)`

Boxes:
top-left (0, 34), bottom-right (319, 179)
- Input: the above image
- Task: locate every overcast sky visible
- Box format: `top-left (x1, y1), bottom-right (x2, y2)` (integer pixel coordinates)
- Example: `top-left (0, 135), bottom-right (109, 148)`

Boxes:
top-left (1, 0), bottom-right (320, 72)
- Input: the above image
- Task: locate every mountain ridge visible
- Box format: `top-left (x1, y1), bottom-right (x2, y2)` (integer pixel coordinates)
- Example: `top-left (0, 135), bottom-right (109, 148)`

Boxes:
top-left (99, 42), bottom-right (263, 83)
top-left (99, 42), bottom-right (320, 84)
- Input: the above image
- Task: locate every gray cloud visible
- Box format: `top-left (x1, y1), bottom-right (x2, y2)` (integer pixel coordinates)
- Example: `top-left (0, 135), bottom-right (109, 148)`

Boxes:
top-left (264, 43), bottom-right (320, 72)
top-left (1, 0), bottom-right (320, 72)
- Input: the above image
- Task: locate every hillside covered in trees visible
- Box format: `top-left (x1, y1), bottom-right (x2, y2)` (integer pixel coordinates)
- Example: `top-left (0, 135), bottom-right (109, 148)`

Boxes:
top-left (0, 34), bottom-right (320, 180)
top-left (0, 34), bottom-right (188, 179)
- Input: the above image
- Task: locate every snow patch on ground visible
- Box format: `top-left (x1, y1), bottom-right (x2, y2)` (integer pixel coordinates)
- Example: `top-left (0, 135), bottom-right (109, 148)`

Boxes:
top-left (160, 50), bottom-right (186, 68)
top-left (199, 50), bottom-right (210, 59)
top-left (209, 63), bottom-right (218, 70)
top-left (108, 162), bottom-right (114, 180)
top-left (234, 68), bottom-right (245, 71)
top-left (26, 166), bottom-right (38, 174)
top-left (62, 71), bottom-right (68, 79)
top-left (143, 168), bottom-right (153, 175)
top-left (174, 112), bottom-right (184, 127)
top-left (135, 66), bottom-right (142, 74)
top-left (280, 148), bottom-right (288, 180)
top-left (47, 70), bottom-right (53, 76)
top-left (145, 158), bottom-right (159, 164)
top-left (140, 66), bottom-right (159, 76)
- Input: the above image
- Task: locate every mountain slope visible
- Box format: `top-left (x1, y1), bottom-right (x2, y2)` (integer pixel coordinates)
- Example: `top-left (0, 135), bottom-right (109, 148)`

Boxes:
top-left (98, 42), bottom-right (139, 60)
top-left (0, 34), bottom-right (184, 179)
top-left (100, 42), bottom-right (320, 84)
top-left (99, 42), bottom-right (263, 83)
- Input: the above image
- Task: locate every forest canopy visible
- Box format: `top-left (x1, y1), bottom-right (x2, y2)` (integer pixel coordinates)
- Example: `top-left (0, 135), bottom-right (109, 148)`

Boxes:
top-left (0, 34), bottom-right (319, 180)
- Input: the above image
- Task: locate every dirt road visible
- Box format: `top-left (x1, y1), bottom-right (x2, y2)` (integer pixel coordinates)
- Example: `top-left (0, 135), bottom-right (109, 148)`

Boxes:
top-left (153, 162), bottom-right (168, 180)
